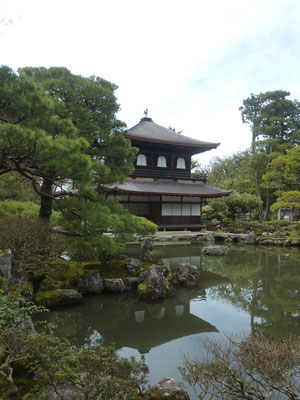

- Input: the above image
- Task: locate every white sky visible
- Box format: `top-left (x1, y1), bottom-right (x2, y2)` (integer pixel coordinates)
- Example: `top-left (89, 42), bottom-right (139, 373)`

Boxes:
top-left (1, 0), bottom-right (300, 165)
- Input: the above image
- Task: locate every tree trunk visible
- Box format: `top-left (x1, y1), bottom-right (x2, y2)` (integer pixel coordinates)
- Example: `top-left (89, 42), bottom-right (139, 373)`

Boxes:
top-left (39, 179), bottom-right (53, 222)
top-left (264, 187), bottom-right (271, 221)
top-left (263, 150), bottom-right (273, 221)
top-left (254, 173), bottom-right (264, 221)
top-left (251, 136), bottom-right (264, 221)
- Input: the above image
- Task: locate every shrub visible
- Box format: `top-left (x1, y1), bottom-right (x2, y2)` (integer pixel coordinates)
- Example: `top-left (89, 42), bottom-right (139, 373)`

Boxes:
top-left (0, 200), bottom-right (61, 225)
top-left (27, 338), bottom-right (148, 400)
top-left (181, 332), bottom-right (300, 400)
top-left (0, 201), bottom-right (39, 218)
top-left (0, 292), bottom-right (149, 399)
top-left (0, 217), bottom-right (65, 279)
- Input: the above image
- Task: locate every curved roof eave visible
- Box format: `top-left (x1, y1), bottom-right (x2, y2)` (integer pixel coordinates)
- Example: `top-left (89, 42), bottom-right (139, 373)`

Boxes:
top-left (124, 134), bottom-right (220, 149)
top-left (124, 119), bottom-right (220, 149)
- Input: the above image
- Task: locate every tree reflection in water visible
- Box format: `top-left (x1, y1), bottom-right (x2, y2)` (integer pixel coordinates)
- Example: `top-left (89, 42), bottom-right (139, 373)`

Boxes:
top-left (35, 244), bottom-right (300, 355)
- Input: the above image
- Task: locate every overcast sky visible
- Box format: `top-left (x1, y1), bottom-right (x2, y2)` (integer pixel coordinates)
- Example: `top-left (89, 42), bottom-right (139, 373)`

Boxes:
top-left (1, 0), bottom-right (300, 164)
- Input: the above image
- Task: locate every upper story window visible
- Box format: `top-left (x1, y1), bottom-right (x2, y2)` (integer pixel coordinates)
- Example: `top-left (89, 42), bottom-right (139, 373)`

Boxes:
top-left (176, 157), bottom-right (186, 169)
top-left (136, 154), bottom-right (147, 166)
top-left (157, 156), bottom-right (167, 168)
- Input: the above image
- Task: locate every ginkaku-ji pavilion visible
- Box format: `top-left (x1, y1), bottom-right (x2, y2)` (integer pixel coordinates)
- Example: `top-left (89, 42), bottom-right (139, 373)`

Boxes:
top-left (108, 116), bottom-right (231, 230)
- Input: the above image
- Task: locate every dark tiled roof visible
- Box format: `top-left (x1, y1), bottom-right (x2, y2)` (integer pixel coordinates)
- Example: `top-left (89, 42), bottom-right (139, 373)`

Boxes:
top-left (124, 118), bottom-right (219, 149)
top-left (108, 178), bottom-right (231, 198)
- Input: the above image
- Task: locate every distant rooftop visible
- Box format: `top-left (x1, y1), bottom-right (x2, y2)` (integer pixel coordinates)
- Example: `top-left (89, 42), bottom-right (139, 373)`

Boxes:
top-left (124, 117), bottom-right (219, 151)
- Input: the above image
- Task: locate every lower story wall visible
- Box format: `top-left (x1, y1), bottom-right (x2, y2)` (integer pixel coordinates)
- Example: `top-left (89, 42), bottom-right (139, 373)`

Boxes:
top-left (118, 194), bottom-right (203, 227)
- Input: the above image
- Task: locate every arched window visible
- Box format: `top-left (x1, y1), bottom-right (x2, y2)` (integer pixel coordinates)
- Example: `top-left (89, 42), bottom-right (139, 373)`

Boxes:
top-left (157, 156), bottom-right (167, 168)
top-left (176, 157), bottom-right (186, 169)
top-left (136, 154), bottom-right (147, 166)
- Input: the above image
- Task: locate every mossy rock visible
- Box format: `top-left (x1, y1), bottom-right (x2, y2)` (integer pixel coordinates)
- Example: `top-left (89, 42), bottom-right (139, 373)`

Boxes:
top-left (137, 282), bottom-right (148, 296)
top-left (137, 265), bottom-right (171, 300)
top-left (144, 385), bottom-right (190, 399)
top-left (35, 289), bottom-right (82, 307)
top-left (20, 279), bottom-right (34, 301)
top-left (84, 259), bottom-right (132, 279)
top-left (38, 258), bottom-right (170, 295)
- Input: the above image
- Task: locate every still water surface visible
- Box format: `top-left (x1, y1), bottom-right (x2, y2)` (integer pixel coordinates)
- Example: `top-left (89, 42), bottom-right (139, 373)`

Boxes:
top-left (41, 244), bottom-right (300, 398)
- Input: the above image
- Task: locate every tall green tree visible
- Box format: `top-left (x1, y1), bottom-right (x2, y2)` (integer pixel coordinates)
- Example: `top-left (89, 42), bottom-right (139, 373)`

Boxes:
top-left (263, 145), bottom-right (300, 191)
top-left (0, 66), bottom-right (136, 220)
top-left (206, 151), bottom-right (255, 194)
top-left (0, 66), bottom-right (156, 259)
top-left (0, 66), bottom-right (92, 220)
top-left (239, 90), bottom-right (300, 220)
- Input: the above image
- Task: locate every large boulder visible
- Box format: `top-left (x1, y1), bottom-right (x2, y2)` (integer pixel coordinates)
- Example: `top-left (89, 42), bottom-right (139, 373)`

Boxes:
top-left (0, 250), bottom-right (12, 282)
top-left (80, 270), bottom-right (103, 294)
top-left (126, 258), bottom-right (142, 274)
top-left (137, 265), bottom-right (170, 300)
top-left (126, 277), bottom-right (140, 290)
top-left (145, 377), bottom-right (190, 399)
top-left (202, 245), bottom-right (227, 256)
top-left (245, 231), bottom-right (256, 244)
top-left (35, 289), bottom-right (82, 307)
top-left (103, 278), bottom-right (126, 293)
top-left (174, 263), bottom-right (199, 287)
top-left (0, 250), bottom-right (24, 288)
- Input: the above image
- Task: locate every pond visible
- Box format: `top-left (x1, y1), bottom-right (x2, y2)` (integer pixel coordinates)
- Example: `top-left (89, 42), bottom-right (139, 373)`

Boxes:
top-left (39, 244), bottom-right (300, 399)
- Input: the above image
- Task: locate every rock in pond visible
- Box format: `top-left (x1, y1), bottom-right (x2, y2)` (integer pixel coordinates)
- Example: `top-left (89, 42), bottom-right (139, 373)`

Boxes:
top-left (174, 262), bottom-right (199, 287)
top-left (80, 270), bottom-right (103, 294)
top-left (35, 289), bottom-right (82, 307)
top-left (245, 231), bottom-right (256, 244)
top-left (202, 245), bottom-right (227, 256)
top-left (126, 258), bottom-right (142, 273)
top-left (103, 278), bottom-right (126, 293)
top-left (145, 377), bottom-right (190, 399)
top-left (126, 277), bottom-right (140, 289)
top-left (137, 265), bottom-right (170, 300)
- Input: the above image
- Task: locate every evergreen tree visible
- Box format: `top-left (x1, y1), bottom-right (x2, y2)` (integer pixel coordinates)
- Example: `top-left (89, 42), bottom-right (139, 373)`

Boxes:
top-left (0, 66), bottom-right (156, 259)
top-left (239, 90), bottom-right (300, 220)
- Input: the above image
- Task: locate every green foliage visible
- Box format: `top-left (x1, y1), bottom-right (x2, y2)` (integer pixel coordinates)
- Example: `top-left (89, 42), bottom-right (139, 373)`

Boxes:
top-left (271, 190), bottom-right (300, 212)
top-left (0, 200), bottom-right (39, 218)
top-left (0, 65), bottom-right (156, 261)
top-left (0, 172), bottom-right (38, 202)
top-left (263, 219), bottom-right (290, 227)
top-left (59, 195), bottom-right (156, 262)
top-left (0, 66), bottom-right (93, 221)
top-left (0, 291), bottom-right (149, 399)
top-left (263, 145), bottom-right (300, 191)
top-left (0, 66), bottom-right (135, 216)
top-left (206, 151), bottom-right (255, 194)
top-left (0, 292), bottom-right (48, 330)
top-left (290, 222), bottom-right (300, 238)
top-left (0, 200), bottom-right (62, 224)
top-left (26, 336), bottom-right (148, 400)
top-left (0, 292), bottom-right (49, 395)
top-left (240, 90), bottom-right (300, 146)
top-left (240, 90), bottom-right (300, 220)
top-left (20, 66), bottom-right (137, 186)
top-left (206, 191), bottom-right (262, 221)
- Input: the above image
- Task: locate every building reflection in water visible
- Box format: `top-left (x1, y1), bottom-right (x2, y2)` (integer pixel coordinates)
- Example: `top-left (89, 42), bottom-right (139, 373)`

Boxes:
top-left (38, 274), bottom-right (223, 354)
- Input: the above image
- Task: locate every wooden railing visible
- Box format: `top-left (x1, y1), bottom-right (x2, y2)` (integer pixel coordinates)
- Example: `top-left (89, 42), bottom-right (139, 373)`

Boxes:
top-left (130, 169), bottom-right (207, 182)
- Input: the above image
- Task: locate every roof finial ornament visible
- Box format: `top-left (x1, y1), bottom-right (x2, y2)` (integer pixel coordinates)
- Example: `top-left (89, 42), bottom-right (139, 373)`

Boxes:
top-left (140, 109), bottom-right (152, 123)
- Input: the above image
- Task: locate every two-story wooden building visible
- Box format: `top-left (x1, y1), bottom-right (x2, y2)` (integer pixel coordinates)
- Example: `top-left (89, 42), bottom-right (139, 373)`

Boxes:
top-left (108, 117), bottom-right (231, 230)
